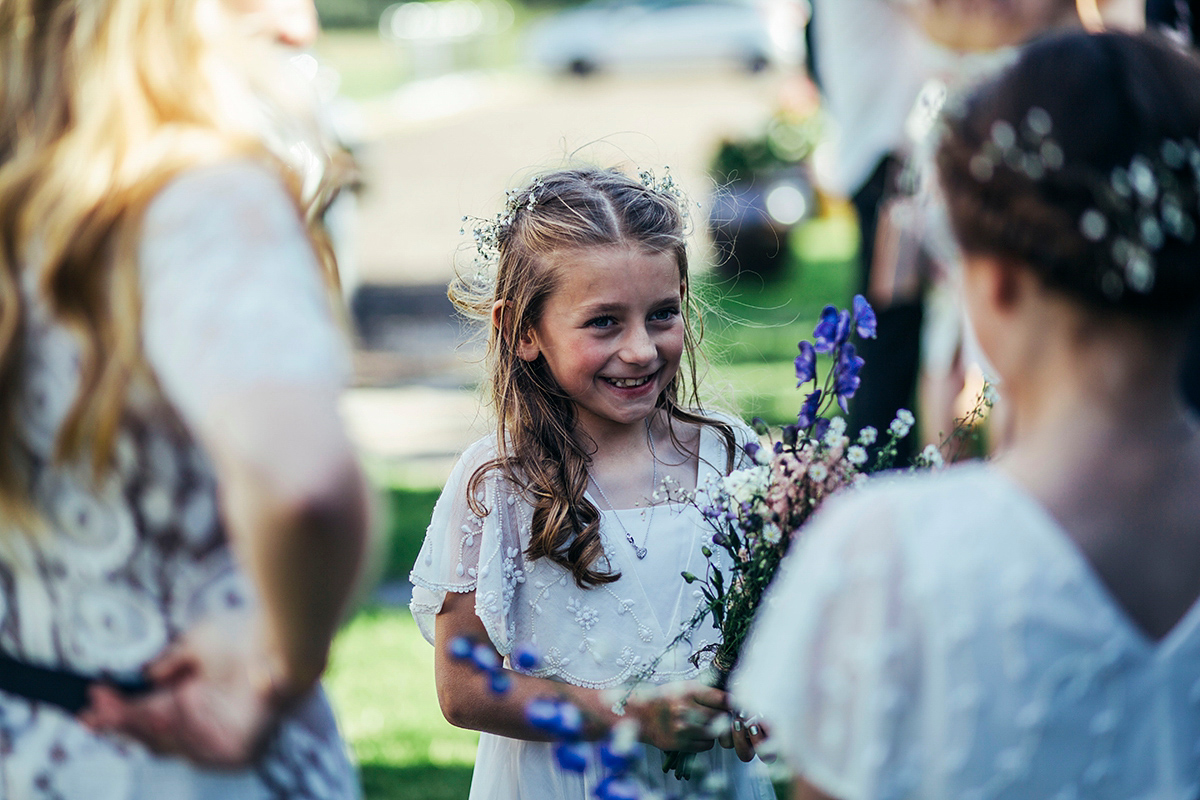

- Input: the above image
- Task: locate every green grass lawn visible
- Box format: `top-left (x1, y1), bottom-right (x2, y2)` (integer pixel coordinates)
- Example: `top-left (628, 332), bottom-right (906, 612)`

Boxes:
top-left (326, 608), bottom-right (478, 799)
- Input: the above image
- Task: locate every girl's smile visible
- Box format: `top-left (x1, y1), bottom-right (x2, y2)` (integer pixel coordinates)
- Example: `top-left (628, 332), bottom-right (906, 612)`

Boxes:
top-left (514, 244), bottom-right (685, 440)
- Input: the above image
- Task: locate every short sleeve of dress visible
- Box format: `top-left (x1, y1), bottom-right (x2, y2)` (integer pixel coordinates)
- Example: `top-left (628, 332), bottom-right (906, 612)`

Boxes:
top-left (698, 409), bottom-right (760, 475)
top-left (731, 485), bottom-right (924, 800)
top-left (409, 438), bottom-right (526, 656)
top-left (139, 160), bottom-right (350, 429)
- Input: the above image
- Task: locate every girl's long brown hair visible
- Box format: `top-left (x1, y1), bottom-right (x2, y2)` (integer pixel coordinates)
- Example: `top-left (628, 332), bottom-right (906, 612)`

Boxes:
top-left (450, 167), bottom-right (734, 589)
top-left (0, 0), bottom-right (344, 524)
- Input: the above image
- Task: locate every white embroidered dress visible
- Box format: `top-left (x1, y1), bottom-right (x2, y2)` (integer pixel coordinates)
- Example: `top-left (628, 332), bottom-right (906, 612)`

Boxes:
top-left (410, 420), bottom-right (775, 800)
top-left (732, 464), bottom-right (1200, 800)
top-left (0, 162), bottom-right (358, 799)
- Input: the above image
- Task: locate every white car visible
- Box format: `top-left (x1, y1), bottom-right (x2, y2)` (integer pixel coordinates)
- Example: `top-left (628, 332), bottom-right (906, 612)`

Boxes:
top-left (524, 0), bottom-right (807, 76)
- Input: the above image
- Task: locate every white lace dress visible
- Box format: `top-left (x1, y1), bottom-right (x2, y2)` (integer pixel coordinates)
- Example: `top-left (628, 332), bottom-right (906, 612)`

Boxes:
top-left (732, 464), bottom-right (1200, 800)
top-left (410, 420), bottom-right (776, 800)
top-left (0, 161), bottom-right (359, 799)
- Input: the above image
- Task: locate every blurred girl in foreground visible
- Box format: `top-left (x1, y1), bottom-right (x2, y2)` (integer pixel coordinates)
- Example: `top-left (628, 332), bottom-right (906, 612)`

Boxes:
top-left (735, 30), bottom-right (1200, 800)
top-left (0, 0), bottom-right (368, 796)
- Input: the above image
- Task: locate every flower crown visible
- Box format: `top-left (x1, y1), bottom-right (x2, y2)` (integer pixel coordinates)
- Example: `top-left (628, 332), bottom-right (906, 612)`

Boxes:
top-left (964, 105), bottom-right (1200, 300)
top-left (459, 167), bottom-right (688, 277)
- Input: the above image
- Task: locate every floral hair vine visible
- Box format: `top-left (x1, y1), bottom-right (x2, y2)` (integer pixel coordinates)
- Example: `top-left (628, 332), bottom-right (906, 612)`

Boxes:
top-left (459, 176), bottom-right (547, 276)
top-left (636, 166), bottom-right (686, 205)
top-left (459, 167), bottom-right (691, 278)
top-left (965, 105), bottom-right (1200, 299)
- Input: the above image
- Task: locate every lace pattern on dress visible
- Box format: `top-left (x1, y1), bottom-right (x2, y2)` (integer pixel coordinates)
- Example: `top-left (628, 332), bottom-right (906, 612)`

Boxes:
top-left (732, 466), bottom-right (1200, 800)
top-left (410, 415), bottom-right (753, 689)
top-left (0, 161), bottom-right (358, 799)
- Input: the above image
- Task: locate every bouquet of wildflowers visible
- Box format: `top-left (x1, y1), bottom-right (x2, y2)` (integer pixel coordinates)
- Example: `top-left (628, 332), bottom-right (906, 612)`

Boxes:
top-left (647, 295), bottom-right (929, 779)
top-left (683, 294), bottom-right (909, 686)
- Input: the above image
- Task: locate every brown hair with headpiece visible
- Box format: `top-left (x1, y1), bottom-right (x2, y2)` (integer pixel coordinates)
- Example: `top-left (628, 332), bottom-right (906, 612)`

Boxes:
top-left (449, 167), bottom-right (734, 589)
top-left (937, 30), bottom-right (1200, 317)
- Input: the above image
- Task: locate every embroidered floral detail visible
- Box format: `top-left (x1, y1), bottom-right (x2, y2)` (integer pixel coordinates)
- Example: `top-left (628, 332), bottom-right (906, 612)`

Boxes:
top-left (542, 647), bottom-right (568, 669)
top-left (616, 647), bottom-right (639, 670)
top-left (501, 547), bottom-right (525, 613)
top-left (479, 590), bottom-right (501, 617)
top-left (638, 625), bottom-right (653, 643)
top-left (566, 598), bottom-right (599, 631)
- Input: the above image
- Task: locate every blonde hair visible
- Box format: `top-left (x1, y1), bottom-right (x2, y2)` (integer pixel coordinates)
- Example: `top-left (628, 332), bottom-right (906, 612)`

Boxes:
top-left (0, 0), bottom-right (344, 520)
top-left (450, 167), bottom-right (734, 589)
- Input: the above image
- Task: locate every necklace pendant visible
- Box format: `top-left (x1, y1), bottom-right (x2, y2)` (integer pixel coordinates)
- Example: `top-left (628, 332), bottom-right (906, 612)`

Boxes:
top-left (635, 546), bottom-right (647, 560)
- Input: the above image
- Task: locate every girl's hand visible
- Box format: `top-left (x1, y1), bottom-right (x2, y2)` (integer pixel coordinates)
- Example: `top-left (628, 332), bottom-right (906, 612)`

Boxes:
top-left (79, 613), bottom-right (300, 768)
top-left (625, 681), bottom-right (728, 752)
top-left (720, 713), bottom-right (771, 763)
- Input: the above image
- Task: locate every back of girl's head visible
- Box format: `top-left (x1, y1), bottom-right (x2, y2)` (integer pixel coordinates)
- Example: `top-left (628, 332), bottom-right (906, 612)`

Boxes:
top-left (450, 166), bottom-right (726, 589)
top-left (937, 30), bottom-right (1200, 317)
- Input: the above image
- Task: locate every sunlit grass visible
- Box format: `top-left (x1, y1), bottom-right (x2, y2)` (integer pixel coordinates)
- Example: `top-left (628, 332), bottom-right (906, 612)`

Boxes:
top-left (327, 607), bottom-right (478, 798)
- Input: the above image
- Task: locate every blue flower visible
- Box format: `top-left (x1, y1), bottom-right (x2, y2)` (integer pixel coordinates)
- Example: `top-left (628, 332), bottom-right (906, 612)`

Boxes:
top-left (797, 389), bottom-right (822, 429)
top-left (835, 310), bottom-right (852, 346)
top-left (514, 646), bottom-right (539, 671)
top-left (834, 343), bottom-right (865, 413)
top-left (471, 643), bottom-right (500, 672)
top-left (813, 417), bottom-right (831, 441)
top-left (853, 294), bottom-right (877, 339)
top-left (526, 698), bottom-right (562, 733)
top-left (595, 776), bottom-right (640, 800)
top-left (489, 670), bottom-right (512, 694)
top-left (794, 340), bottom-right (816, 385)
top-left (556, 702), bottom-right (584, 738)
top-left (812, 306), bottom-right (840, 353)
top-left (554, 741), bottom-right (590, 773)
top-left (449, 637), bottom-right (473, 660)
top-left (598, 742), bottom-right (640, 773)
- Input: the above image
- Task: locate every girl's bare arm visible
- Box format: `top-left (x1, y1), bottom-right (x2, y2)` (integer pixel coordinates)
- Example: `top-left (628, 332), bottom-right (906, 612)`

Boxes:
top-left (436, 590), bottom-right (724, 752)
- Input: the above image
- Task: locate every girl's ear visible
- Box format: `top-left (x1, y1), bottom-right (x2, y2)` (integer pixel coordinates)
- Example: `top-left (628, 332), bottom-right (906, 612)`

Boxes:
top-left (516, 327), bottom-right (541, 362)
top-left (490, 300), bottom-right (507, 337)
top-left (494, 300), bottom-right (542, 361)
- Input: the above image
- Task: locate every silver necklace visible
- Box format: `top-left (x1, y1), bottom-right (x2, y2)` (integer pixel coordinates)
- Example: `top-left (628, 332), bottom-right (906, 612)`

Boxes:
top-left (590, 420), bottom-right (658, 560)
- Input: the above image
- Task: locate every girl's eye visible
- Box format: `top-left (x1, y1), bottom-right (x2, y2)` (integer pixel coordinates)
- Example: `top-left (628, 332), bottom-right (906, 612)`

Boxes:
top-left (649, 307), bottom-right (679, 322)
top-left (588, 316), bottom-right (617, 329)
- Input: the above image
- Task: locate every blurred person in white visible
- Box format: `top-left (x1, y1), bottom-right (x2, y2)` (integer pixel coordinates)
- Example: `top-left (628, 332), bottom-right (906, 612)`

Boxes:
top-left (231, 0), bottom-right (364, 302)
top-left (813, 0), bottom-right (1141, 457)
top-left (734, 30), bottom-right (1200, 800)
top-left (886, 0), bottom-right (1145, 455)
top-left (0, 0), bottom-right (369, 796)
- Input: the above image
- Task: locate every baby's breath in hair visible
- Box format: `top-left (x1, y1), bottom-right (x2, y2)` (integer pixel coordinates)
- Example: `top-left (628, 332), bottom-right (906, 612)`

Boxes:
top-left (956, 104), bottom-right (1200, 301)
top-left (461, 167), bottom-right (694, 278)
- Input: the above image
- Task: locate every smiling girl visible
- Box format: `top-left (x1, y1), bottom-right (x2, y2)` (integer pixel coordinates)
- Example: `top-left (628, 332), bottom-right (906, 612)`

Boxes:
top-left (409, 168), bottom-right (775, 799)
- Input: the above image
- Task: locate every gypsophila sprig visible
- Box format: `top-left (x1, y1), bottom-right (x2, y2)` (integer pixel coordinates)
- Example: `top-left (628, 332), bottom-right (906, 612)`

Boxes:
top-left (962, 104), bottom-right (1200, 300)
top-left (460, 176), bottom-right (548, 273)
